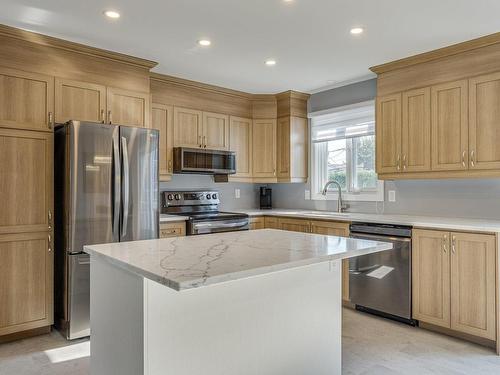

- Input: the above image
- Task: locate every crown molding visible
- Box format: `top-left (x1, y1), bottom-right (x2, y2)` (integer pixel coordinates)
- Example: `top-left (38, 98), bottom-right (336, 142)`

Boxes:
top-left (0, 23), bottom-right (158, 70)
top-left (370, 32), bottom-right (500, 74)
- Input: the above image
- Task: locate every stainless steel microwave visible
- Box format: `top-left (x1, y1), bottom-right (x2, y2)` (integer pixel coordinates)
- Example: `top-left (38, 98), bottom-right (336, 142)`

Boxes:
top-left (173, 147), bottom-right (236, 175)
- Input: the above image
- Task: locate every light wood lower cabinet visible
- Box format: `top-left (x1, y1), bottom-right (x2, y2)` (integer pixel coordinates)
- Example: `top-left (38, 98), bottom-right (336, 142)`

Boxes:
top-left (159, 222), bottom-right (186, 238)
top-left (278, 217), bottom-right (311, 233)
top-left (152, 103), bottom-right (174, 181)
top-left (249, 217), bottom-right (265, 230)
top-left (412, 229), bottom-right (496, 340)
top-left (264, 216), bottom-right (280, 229)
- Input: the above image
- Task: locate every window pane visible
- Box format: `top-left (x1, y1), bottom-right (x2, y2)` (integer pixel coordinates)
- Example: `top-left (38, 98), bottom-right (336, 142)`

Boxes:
top-left (353, 135), bottom-right (377, 190)
top-left (327, 139), bottom-right (347, 189)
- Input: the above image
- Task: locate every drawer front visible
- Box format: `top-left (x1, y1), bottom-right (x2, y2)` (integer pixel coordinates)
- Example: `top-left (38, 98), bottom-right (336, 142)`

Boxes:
top-left (159, 223), bottom-right (186, 238)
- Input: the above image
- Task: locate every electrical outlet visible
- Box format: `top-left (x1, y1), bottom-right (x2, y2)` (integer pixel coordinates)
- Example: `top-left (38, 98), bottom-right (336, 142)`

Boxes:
top-left (388, 190), bottom-right (396, 202)
top-left (304, 190), bottom-right (311, 200)
top-left (235, 188), bottom-right (241, 199)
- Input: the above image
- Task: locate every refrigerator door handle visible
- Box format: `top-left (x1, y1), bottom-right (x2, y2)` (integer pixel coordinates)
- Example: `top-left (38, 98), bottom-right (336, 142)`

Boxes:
top-left (121, 136), bottom-right (130, 238)
top-left (112, 134), bottom-right (121, 241)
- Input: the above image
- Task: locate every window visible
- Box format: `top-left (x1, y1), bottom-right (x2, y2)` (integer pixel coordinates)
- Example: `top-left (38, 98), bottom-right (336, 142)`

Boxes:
top-left (310, 101), bottom-right (383, 201)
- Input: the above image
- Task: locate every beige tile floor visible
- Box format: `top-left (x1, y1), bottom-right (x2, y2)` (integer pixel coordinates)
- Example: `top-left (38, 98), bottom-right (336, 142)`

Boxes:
top-left (1, 309), bottom-right (499, 374)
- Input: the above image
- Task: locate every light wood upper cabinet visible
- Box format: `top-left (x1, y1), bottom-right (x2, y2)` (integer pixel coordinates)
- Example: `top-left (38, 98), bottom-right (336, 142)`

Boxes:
top-left (450, 232), bottom-right (496, 340)
top-left (173, 107), bottom-right (203, 148)
top-left (55, 78), bottom-right (106, 124)
top-left (0, 232), bottom-right (53, 336)
top-left (412, 229), bottom-right (451, 328)
top-left (107, 87), bottom-right (150, 127)
top-left (152, 103), bottom-right (174, 180)
top-left (0, 129), bottom-right (53, 235)
top-left (277, 116), bottom-right (308, 182)
top-left (469, 72), bottom-right (500, 170)
top-left (431, 80), bottom-right (468, 171)
top-left (229, 116), bottom-right (252, 178)
top-left (0, 67), bottom-right (54, 131)
top-left (376, 93), bottom-right (402, 174)
top-left (253, 119), bottom-right (277, 178)
top-left (203, 112), bottom-right (229, 150)
top-left (402, 87), bottom-right (431, 172)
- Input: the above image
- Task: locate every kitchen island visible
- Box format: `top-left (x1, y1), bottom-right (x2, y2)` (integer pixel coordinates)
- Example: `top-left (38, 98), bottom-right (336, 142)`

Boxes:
top-left (84, 229), bottom-right (392, 375)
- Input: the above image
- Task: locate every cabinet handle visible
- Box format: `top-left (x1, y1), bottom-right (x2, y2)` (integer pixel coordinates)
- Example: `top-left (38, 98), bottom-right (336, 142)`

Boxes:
top-left (470, 150), bottom-right (475, 167)
top-left (462, 150), bottom-right (466, 168)
top-left (442, 234), bottom-right (448, 253)
top-left (396, 155), bottom-right (401, 171)
top-left (48, 112), bottom-right (53, 129)
top-left (168, 160), bottom-right (172, 173)
top-left (451, 235), bottom-right (456, 254)
top-left (101, 109), bottom-right (105, 124)
top-left (48, 210), bottom-right (52, 230)
top-left (203, 135), bottom-right (207, 148)
top-left (273, 168), bottom-right (276, 176)
top-left (108, 110), bottom-right (112, 124)
top-left (48, 234), bottom-right (52, 252)
top-left (198, 135), bottom-right (202, 148)
top-left (402, 154), bottom-right (407, 171)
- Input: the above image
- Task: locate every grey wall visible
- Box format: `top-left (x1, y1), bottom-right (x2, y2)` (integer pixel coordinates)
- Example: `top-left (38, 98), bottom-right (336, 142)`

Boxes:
top-left (160, 175), bottom-right (260, 211)
top-left (275, 78), bottom-right (500, 220)
top-left (160, 78), bottom-right (500, 220)
top-left (309, 79), bottom-right (377, 113)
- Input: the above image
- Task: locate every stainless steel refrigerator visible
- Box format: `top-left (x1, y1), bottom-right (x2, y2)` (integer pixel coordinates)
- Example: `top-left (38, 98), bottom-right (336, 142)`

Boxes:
top-left (54, 120), bottom-right (159, 339)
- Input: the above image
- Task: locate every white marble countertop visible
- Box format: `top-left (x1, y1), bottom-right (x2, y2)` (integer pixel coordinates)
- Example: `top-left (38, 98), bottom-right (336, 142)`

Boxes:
top-left (84, 229), bottom-right (392, 291)
top-left (160, 214), bottom-right (189, 223)
top-left (238, 209), bottom-right (500, 233)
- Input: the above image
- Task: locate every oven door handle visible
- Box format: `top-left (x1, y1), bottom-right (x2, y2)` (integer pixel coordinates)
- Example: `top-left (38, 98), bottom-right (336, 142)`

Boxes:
top-left (193, 220), bottom-right (249, 229)
top-left (349, 233), bottom-right (411, 242)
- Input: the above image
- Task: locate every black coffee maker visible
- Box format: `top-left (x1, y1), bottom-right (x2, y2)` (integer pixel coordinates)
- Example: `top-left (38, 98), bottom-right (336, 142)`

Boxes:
top-left (259, 187), bottom-right (272, 209)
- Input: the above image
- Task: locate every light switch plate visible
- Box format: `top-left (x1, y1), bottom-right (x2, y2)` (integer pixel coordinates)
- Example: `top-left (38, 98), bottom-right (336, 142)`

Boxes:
top-left (388, 190), bottom-right (396, 202)
top-left (304, 190), bottom-right (311, 200)
top-left (235, 188), bottom-right (241, 199)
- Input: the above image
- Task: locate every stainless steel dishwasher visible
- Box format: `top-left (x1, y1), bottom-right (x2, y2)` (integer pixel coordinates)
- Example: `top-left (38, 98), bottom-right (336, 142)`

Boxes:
top-left (349, 222), bottom-right (416, 325)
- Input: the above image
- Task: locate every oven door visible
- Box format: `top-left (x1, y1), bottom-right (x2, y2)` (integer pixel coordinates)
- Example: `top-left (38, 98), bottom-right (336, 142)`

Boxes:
top-left (188, 218), bottom-right (249, 235)
top-left (173, 147), bottom-right (236, 175)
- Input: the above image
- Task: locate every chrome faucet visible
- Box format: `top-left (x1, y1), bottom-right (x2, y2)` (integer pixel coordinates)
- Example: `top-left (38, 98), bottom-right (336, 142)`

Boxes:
top-left (321, 180), bottom-right (347, 213)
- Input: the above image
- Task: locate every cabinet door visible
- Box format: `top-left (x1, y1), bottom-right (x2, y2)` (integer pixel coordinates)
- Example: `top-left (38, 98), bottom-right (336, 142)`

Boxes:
top-left (469, 72), bottom-right (500, 170)
top-left (55, 78), bottom-right (106, 123)
top-left (376, 93), bottom-right (402, 174)
top-left (450, 232), bottom-right (496, 340)
top-left (310, 220), bottom-right (350, 301)
top-left (412, 229), bottom-right (450, 328)
top-left (252, 119), bottom-right (277, 178)
top-left (402, 87), bottom-right (431, 172)
top-left (159, 222), bottom-right (186, 238)
top-left (277, 117), bottom-right (290, 177)
top-left (264, 217), bottom-right (280, 229)
top-left (107, 87), bottom-right (150, 127)
top-left (229, 116), bottom-right (253, 178)
top-left (173, 107), bottom-right (202, 148)
top-left (278, 218), bottom-right (310, 233)
top-left (0, 129), bottom-right (53, 235)
top-left (152, 103), bottom-right (174, 180)
top-left (249, 217), bottom-right (265, 230)
top-left (431, 80), bottom-right (468, 171)
top-left (0, 67), bottom-right (54, 131)
top-left (203, 112), bottom-right (229, 150)
top-left (0, 232), bottom-right (53, 336)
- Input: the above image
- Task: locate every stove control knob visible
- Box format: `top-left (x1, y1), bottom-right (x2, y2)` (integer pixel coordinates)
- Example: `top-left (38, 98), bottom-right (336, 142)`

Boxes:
top-left (167, 194), bottom-right (174, 201)
top-left (205, 194), bottom-right (211, 200)
top-left (212, 193), bottom-right (218, 200)
top-left (174, 194), bottom-right (181, 200)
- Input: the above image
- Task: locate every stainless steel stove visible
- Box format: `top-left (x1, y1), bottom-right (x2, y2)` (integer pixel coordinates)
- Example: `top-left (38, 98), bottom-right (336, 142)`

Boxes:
top-left (161, 190), bottom-right (249, 235)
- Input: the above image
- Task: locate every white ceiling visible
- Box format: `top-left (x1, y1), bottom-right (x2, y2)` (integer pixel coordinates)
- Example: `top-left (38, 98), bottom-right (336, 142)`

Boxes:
top-left (1, 0), bottom-right (500, 93)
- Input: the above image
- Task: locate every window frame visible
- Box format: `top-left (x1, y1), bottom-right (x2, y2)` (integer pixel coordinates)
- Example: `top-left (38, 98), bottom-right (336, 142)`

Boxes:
top-left (309, 100), bottom-right (384, 202)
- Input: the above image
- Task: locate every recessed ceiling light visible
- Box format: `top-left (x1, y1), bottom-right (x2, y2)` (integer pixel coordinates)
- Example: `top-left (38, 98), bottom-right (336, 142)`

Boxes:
top-left (265, 59), bottom-right (277, 66)
top-left (198, 39), bottom-right (211, 46)
top-left (103, 10), bottom-right (120, 19)
top-left (350, 27), bottom-right (364, 35)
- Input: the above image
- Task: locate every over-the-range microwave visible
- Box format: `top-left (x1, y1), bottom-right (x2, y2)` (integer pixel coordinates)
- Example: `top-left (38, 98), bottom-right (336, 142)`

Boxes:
top-left (173, 147), bottom-right (236, 175)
